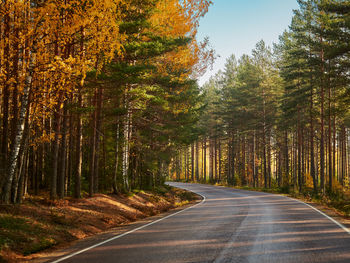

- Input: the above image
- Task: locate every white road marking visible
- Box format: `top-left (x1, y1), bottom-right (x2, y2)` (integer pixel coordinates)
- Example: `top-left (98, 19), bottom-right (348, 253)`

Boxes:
top-left (290, 197), bottom-right (350, 235)
top-left (51, 188), bottom-right (206, 263)
top-left (205, 183), bottom-right (350, 236)
top-left (219, 184), bottom-right (350, 236)
top-left (216, 184), bottom-right (350, 235)
top-left (51, 183), bottom-right (350, 262)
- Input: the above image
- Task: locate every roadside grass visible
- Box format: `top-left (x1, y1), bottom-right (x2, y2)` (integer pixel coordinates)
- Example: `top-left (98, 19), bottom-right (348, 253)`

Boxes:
top-left (0, 214), bottom-right (58, 259)
top-left (175, 200), bottom-right (189, 206)
top-left (177, 190), bottom-right (197, 202)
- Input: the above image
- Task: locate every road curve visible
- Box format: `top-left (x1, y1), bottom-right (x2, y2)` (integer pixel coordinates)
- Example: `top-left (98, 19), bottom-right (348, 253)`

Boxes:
top-left (51, 183), bottom-right (350, 263)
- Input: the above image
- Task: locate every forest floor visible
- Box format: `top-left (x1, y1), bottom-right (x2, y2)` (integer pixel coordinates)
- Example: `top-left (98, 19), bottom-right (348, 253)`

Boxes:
top-left (0, 186), bottom-right (199, 263)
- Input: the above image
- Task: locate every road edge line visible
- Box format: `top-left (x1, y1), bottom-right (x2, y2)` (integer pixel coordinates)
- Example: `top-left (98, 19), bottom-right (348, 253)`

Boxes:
top-left (171, 182), bottom-right (350, 236)
top-left (208, 182), bottom-right (350, 236)
top-left (50, 187), bottom-right (206, 263)
top-left (289, 197), bottom-right (350, 235)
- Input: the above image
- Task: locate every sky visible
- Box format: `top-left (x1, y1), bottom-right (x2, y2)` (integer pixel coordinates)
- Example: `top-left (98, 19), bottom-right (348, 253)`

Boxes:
top-left (197, 0), bottom-right (299, 86)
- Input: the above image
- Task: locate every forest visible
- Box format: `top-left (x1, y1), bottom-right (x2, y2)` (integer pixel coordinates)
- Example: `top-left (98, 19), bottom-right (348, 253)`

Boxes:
top-left (2, 0), bottom-right (350, 262)
top-left (1, 0), bottom-right (350, 206)
top-left (172, 0), bottom-right (350, 201)
top-left (0, 0), bottom-right (214, 204)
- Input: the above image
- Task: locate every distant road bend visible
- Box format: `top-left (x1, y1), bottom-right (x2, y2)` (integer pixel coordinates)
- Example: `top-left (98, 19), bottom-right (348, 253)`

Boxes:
top-left (51, 182), bottom-right (350, 263)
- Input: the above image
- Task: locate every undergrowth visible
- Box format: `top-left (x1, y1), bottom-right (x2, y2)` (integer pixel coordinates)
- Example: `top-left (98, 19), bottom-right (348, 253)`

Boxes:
top-left (0, 214), bottom-right (57, 257)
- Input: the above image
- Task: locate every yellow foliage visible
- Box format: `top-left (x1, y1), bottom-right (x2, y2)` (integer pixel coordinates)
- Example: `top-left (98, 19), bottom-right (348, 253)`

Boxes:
top-left (0, 0), bottom-right (213, 149)
top-left (0, 0), bottom-right (125, 142)
top-left (149, 0), bottom-right (214, 79)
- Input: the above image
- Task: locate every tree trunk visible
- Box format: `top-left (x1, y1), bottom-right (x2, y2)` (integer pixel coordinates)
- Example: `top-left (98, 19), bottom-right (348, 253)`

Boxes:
top-left (11, 107), bottom-right (30, 203)
top-left (2, 50), bottom-right (33, 204)
top-left (113, 119), bottom-right (120, 194)
top-left (320, 37), bottom-right (325, 193)
top-left (51, 94), bottom-right (63, 200)
top-left (218, 140), bottom-right (222, 182)
top-left (191, 143), bottom-right (194, 181)
top-left (209, 138), bottom-right (213, 182)
top-left (228, 135), bottom-right (232, 185)
top-left (214, 137), bottom-right (218, 182)
top-left (267, 130), bottom-right (272, 188)
top-left (16, 150), bottom-right (27, 204)
top-left (333, 114), bottom-right (336, 184)
top-left (58, 104), bottom-right (68, 199)
top-left (232, 132), bottom-right (236, 185)
top-left (89, 90), bottom-right (97, 196)
top-left (122, 93), bottom-right (131, 191)
top-left (328, 78), bottom-right (332, 191)
top-left (297, 122), bottom-right (302, 193)
top-left (184, 147), bottom-right (187, 180)
top-left (253, 131), bottom-right (256, 187)
top-left (74, 92), bottom-right (82, 198)
top-left (263, 130), bottom-right (267, 188)
top-left (67, 100), bottom-right (74, 196)
top-left (284, 130), bottom-right (289, 186)
top-left (195, 140), bottom-right (199, 181)
top-left (93, 87), bottom-right (103, 193)
top-left (203, 138), bottom-right (207, 182)
top-left (310, 86), bottom-right (317, 192)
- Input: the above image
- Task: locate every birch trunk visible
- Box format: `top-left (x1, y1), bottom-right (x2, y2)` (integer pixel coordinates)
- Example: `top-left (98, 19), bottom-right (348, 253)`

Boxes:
top-left (2, 50), bottom-right (33, 204)
top-left (113, 119), bottom-right (120, 194)
top-left (122, 97), bottom-right (131, 191)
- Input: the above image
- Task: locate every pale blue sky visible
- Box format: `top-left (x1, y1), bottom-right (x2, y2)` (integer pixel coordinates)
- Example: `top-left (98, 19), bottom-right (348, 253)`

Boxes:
top-left (197, 0), bottom-right (299, 85)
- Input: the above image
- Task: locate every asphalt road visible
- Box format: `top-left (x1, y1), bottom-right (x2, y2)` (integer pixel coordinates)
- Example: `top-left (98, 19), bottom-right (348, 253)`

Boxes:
top-left (51, 182), bottom-right (350, 263)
